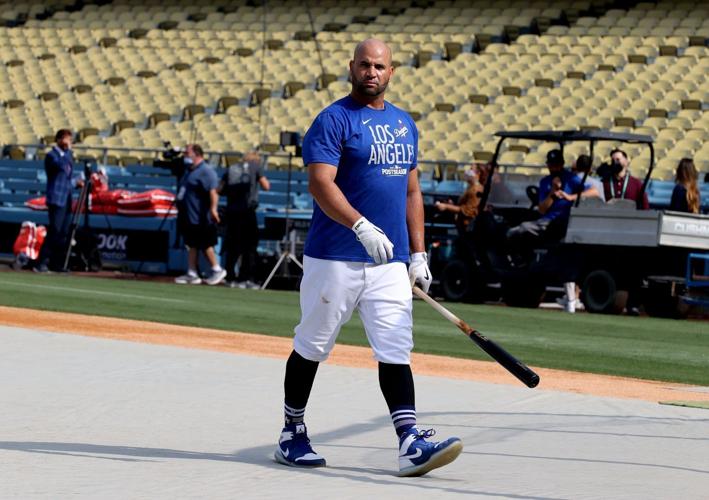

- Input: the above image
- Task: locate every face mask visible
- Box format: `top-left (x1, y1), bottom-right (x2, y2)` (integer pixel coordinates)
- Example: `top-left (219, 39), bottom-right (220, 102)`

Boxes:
top-left (610, 161), bottom-right (623, 175)
top-left (184, 157), bottom-right (194, 166)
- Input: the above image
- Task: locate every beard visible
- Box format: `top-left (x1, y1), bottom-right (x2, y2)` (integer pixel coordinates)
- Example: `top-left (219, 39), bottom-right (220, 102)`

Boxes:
top-left (351, 72), bottom-right (389, 96)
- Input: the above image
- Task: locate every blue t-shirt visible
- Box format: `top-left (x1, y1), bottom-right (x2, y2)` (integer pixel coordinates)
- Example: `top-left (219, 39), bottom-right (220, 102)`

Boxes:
top-left (302, 95), bottom-right (418, 263)
top-left (176, 162), bottom-right (219, 225)
top-left (576, 172), bottom-right (605, 202)
top-left (538, 169), bottom-right (583, 221)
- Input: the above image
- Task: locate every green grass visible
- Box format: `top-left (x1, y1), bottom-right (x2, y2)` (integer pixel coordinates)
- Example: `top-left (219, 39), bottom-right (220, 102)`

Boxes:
top-left (0, 271), bottom-right (707, 385)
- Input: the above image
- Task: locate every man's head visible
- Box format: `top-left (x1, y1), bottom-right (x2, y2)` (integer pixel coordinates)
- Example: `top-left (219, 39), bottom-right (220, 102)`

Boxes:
top-left (184, 144), bottom-right (204, 167)
top-left (609, 148), bottom-right (629, 178)
top-left (55, 129), bottom-right (72, 151)
top-left (244, 150), bottom-right (261, 165)
top-left (546, 149), bottom-right (564, 174)
top-left (573, 154), bottom-right (592, 174)
top-left (349, 39), bottom-right (394, 103)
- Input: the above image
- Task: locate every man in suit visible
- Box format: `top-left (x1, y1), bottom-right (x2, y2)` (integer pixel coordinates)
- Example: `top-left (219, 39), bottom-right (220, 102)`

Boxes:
top-left (35, 129), bottom-right (83, 272)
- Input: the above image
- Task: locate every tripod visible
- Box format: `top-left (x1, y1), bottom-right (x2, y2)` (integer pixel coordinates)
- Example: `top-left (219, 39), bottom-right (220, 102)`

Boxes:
top-left (62, 161), bottom-right (100, 272)
top-left (261, 150), bottom-right (303, 290)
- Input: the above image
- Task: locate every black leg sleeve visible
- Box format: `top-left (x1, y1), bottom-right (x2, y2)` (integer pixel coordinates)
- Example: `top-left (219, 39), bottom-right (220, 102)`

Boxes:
top-left (284, 350), bottom-right (320, 409)
top-left (378, 362), bottom-right (415, 413)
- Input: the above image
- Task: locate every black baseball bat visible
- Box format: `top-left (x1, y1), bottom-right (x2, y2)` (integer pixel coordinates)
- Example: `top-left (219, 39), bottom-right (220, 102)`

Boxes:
top-left (413, 286), bottom-right (540, 388)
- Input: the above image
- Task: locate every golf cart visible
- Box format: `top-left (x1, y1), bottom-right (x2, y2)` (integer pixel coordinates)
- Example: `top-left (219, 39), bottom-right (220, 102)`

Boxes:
top-left (435, 130), bottom-right (709, 318)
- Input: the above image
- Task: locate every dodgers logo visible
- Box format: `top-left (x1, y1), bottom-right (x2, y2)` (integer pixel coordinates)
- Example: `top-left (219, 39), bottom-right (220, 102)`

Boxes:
top-left (366, 120), bottom-right (414, 176)
top-left (393, 119), bottom-right (408, 138)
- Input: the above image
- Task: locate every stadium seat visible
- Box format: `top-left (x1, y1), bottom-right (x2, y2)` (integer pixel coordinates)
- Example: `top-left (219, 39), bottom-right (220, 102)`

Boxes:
top-left (0, 0), bottom-right (703, 183)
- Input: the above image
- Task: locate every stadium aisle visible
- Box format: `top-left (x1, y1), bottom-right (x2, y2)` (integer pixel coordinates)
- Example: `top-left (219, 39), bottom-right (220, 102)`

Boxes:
top-left (1, 326), bottom-right (707, 499)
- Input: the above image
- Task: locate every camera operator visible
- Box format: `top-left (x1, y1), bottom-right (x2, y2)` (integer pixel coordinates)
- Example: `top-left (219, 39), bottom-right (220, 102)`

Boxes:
top-left (35, 129), bottom-right (84, 273)
top-left (600, 148), bottom-right (649, 209)
top-left (219, 150), bottom-right (270, 288)
top-left (174, 144), bottom-right (226, 285)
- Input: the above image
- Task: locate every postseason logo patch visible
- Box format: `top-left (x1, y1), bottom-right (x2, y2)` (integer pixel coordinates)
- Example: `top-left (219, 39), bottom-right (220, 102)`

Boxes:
top-left (366, 119), bottom-right (414, 176)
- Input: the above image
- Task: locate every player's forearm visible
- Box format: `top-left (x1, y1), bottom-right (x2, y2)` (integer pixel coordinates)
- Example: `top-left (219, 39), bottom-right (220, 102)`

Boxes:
top-left (406, 189), bottom-right (425, 254)
top-left (209, 189), bottom-right (219, 212)
top-left (309, 178), bottom-right (361, 228)
top-left (538, 195), bottom-right (553, 214)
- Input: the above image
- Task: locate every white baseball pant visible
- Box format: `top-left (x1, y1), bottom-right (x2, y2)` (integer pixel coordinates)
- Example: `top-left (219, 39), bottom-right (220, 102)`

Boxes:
top-left (294, 256), bottom-right (413, 364)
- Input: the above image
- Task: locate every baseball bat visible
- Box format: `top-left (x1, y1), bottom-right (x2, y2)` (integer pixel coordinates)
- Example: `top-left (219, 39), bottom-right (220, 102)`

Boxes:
top-left (412, 286), bottom-right (540, 388)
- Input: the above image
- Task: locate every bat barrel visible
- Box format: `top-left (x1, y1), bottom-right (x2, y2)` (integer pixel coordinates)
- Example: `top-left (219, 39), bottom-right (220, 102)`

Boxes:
top-left (468, 331), bottom-right (540, 388)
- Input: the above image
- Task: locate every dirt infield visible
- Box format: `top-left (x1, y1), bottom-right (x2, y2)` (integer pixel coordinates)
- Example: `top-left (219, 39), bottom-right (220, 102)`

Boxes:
top-left (1, 305), bottom-right (707, 403)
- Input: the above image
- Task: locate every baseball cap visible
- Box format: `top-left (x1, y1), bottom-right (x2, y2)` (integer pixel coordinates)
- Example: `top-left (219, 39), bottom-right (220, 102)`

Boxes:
top-left (546, 149), bottom-right (564, 165)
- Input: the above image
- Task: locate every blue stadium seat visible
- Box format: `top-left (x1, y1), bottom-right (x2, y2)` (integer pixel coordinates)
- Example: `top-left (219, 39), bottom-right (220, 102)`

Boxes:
top-left (4, 180), bottom-right (44, 193)
top-left (420, 179), bottom-right (436, 193)
top-left (265, 169), bottom-right (309, 183)
top-left (700, 183), bottom-right (709, 199)
top-left (129, 175), bottom-right (175, 188)
top-left (102, 166), bottom-right (123, 177)
top-left (267, 179), bottom-right (291, 193)
top-left (259, 191), bottom-right (296, 208)
top-left (108, 172), bottom-right (176, 192)
top-left (0, 192), bottom-right (32, 206)
top-left (294, 193), bottom-right (313, 209)
top-left (0, 159), bottom-right (43, 170)
top-left (125, 164), bottom-right (173, 177)
top-left (106, 174), bottom-right (134, 187)
top-left (647, 180), bottom-right (674, 208)
top-left (435, 180), bottom-right (466, 196)
top-left (0, 168), bottom-right (39, 180)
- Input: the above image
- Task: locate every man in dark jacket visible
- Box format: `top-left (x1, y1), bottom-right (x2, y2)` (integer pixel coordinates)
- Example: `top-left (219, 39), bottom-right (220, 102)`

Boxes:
top-left (219, 150), bottom-right (270, 288)
top-left (35, 129), bottom-right (83, 272)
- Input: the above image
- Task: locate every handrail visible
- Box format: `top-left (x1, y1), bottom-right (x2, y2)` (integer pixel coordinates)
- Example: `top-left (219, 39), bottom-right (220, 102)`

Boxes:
top-left (6, 142), bottom-right (548, 175)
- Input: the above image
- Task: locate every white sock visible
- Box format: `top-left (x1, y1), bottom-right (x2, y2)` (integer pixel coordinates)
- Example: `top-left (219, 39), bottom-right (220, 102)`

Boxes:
top-left (211, 265), bottom-right (222, 272)
top-left (564, 282), bottom-right (576, 313)
top-left (187, 269), bottom-right (198, 277)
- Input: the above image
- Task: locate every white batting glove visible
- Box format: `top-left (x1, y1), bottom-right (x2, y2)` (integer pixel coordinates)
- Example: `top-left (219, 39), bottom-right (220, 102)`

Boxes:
top-left (352, 216), bottom-right (394, 265)
top-left (409, 252), bottom-right (432, 293)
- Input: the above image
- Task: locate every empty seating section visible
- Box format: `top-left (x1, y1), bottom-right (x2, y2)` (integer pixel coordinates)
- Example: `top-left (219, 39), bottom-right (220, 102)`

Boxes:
top-left (0, 156), bottom-right (180, 207)
top-left (0, 0), bottom-right (705, 183)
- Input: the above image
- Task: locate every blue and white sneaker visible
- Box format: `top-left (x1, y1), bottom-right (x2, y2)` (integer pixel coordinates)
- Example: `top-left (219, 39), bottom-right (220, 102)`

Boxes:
top-left (398, 428), bottom-right (463, 477)
top-left (274, 423), bottom-right (326, 468)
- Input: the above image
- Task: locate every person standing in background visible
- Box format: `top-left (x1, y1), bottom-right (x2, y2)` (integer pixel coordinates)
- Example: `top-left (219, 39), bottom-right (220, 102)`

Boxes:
top-left (434, 164), bottom-right (483, 235)
top-left (35, 129), bottom-right (83, 273)
top-left (220, 150), bottom-right (270, 288)
top-left (670, 158), bottom-right (700, 213)
top-left (174, 144), bottom-right (226, 286)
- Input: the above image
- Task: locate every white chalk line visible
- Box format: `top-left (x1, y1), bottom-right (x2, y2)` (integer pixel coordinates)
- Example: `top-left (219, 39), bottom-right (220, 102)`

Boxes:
top-left (0, 280), bottom-right (187, 304)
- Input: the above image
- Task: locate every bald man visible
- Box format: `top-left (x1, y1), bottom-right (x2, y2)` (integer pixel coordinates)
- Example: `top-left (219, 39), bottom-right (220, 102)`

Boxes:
top-left (274, 39), bottom-right (463, 477)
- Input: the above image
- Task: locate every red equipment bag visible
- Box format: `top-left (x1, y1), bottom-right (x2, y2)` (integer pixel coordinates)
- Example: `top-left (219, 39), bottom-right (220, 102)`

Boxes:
top-left (13, 221), bottom-right (47, 260)
top-left (117, 189), bottom-right (175, 208)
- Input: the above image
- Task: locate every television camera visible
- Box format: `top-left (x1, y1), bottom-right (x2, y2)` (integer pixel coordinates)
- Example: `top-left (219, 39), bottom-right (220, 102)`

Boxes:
top-left (153, 141), bottom-right (186, 177)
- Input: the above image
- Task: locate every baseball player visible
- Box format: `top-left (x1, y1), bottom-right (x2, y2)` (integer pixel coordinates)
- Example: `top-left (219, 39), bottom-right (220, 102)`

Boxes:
top-left (274, 39), bottom-right (463, 477)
